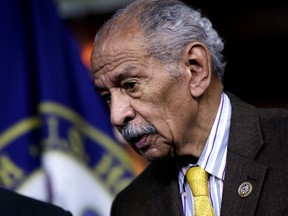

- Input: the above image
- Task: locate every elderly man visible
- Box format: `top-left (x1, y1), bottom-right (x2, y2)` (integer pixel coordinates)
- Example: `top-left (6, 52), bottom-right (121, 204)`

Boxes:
top-left (90, 0), bottom-right (288, 215)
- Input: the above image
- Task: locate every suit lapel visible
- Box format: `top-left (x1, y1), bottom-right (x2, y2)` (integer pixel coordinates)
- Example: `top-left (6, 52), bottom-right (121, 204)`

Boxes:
top-left (146, 179), bottom-right (183, 216)
top-left (221, 93), bottom-right (268, 216)
top-left (146, 159), bottom-right (183, 216)
top-left (221, 152), bottom-right (267, 216)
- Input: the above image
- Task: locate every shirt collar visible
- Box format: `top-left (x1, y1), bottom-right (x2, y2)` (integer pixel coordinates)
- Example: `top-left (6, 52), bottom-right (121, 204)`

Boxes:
top-left (197, 92), bottom-right (231, 180)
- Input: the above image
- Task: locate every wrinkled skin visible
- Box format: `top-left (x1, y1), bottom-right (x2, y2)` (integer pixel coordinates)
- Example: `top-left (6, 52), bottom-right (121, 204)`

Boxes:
top-left (90, 28), bottom-right (222, 162)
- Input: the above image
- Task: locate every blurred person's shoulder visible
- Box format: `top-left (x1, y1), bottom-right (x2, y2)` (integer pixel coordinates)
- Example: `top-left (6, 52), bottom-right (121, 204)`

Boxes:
top-left (0, 187), bottom-right (72, 216)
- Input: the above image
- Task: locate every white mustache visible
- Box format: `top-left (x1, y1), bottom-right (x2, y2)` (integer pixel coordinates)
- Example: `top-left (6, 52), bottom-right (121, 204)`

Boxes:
top-left (121, 123), bottom-right (157, 143)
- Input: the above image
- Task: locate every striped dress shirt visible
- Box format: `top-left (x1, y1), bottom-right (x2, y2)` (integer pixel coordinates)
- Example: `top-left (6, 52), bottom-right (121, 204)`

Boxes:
top-left (178, 92), bottom-right (232, 216)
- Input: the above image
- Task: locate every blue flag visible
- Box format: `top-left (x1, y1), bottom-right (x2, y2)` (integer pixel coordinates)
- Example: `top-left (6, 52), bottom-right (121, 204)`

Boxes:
top-left (0, 0), bottom-right (135, 215)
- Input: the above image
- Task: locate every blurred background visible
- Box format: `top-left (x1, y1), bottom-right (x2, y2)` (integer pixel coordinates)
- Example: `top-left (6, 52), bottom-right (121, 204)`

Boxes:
top-left (0, 0), bottom-right (287, 216)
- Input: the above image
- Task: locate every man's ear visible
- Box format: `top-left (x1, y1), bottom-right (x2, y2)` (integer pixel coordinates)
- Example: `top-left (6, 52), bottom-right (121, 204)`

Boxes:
top-left (183, 42), bottom-right (212, 98)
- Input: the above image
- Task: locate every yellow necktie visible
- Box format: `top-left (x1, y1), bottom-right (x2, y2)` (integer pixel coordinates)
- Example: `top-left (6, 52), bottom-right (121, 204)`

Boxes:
top-left (185, 166), bottom-right (215, 216)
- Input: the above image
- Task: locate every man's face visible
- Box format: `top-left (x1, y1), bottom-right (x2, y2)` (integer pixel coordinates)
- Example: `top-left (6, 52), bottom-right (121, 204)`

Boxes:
top-left (91, 32), bottom-right (196, 162)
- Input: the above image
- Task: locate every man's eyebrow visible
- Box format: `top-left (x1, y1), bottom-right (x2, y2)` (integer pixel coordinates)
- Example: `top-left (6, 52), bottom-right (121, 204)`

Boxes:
top-left (94, 64), bottom-right (139, 91)
top-left (113, 65), bottom-right (138, 82)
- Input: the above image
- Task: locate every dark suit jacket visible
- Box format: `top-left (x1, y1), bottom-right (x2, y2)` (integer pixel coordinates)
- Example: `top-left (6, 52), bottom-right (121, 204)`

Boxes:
top-left (111, 93), bottom-right (288, 216)
top-left (0, 187), bottom-right (72, 216)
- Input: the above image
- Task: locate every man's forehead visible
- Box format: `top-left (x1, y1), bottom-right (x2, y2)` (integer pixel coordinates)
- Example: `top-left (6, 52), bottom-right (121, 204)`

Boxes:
top-left (91, 49), bottom-right (138, 77)
top-left (91, 36), bottom-right (148, 74)
top-left (93, 57), bottom-right (143, 80)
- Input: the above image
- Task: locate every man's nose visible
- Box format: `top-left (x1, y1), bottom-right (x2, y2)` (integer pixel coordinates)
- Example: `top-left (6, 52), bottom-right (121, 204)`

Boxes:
top-left (110, 91), bottom-right (135, 128)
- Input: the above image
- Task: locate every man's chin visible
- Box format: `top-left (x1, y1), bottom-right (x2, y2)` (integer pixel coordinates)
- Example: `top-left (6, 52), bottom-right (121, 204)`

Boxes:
top-left (141, 149), bottom-right (170, 163)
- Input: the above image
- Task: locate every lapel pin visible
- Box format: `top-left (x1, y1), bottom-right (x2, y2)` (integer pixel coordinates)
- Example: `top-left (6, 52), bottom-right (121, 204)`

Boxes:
top-left (238, 182), bottom-right (253, 198)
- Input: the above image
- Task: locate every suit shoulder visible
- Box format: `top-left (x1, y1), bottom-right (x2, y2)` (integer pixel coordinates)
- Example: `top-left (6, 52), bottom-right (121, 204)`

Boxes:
top-left (259, 107), bottom-right (288, 118)
top-left (258, 108), bottom-right (288, 129)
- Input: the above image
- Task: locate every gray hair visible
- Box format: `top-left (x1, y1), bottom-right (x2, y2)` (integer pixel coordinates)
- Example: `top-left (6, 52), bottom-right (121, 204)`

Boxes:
top-left (94, 0), bottom-right (226, 79)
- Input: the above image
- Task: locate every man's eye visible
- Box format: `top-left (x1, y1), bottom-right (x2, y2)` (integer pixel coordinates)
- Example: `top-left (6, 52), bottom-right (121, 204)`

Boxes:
top-left (102, 94), bottom-right (111, 103)
top-left (123, 82), bottom-right (136, 90)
